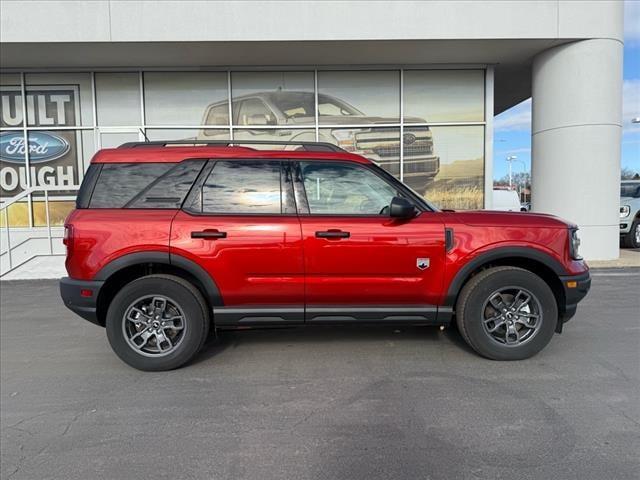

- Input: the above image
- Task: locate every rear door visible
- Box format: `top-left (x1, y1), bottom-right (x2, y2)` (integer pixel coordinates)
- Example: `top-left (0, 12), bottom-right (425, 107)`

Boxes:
top-left (170, 160), bottom-right (305, 326)
top-left (294, 160), bottom-right (445, 323)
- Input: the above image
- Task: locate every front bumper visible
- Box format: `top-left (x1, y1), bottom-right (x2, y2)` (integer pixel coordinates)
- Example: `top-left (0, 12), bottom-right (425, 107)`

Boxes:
top-left (620, 221), bottom-right (632, 234)
top-left (60, 277), bottom-right (104, 326)
top-left (557, 271), bottom-right (591, 327)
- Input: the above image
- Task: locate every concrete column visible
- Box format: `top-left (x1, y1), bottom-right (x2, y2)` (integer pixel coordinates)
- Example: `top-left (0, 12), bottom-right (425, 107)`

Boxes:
top-left (531, 39), bottom-right (623, 260)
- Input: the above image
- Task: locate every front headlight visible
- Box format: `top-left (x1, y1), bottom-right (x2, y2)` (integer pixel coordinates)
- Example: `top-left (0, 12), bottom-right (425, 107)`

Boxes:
top-left (569, 228), bottom-right (582, 260)
top-left (620, 205), bottom-right (631, 218)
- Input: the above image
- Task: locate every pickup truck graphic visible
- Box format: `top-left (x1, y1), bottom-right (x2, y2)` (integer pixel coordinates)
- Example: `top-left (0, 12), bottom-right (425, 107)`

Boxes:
top-left (197, 91), bottom-right (440, 189)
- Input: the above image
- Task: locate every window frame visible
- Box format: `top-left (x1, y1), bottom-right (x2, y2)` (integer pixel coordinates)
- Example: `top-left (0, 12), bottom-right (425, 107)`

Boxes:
top-left (292, 160), bottom-right (432, 217)
top-left (182, 159), bottom-right (297, 217)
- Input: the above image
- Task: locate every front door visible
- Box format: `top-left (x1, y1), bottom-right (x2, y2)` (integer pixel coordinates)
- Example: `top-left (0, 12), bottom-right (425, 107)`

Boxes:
top-left (170, 160), bottom-right (304, 326)
top-left (295, 160), bottom-right (445, 323)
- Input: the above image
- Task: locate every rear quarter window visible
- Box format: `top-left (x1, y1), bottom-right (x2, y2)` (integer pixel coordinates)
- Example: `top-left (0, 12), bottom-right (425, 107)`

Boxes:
top-left (89, 161), bottom-right (204, 209)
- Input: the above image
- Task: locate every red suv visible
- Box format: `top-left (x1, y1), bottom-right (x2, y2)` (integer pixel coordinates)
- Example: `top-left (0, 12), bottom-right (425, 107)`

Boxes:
top-left (60, 141), bottom-right (590, 371)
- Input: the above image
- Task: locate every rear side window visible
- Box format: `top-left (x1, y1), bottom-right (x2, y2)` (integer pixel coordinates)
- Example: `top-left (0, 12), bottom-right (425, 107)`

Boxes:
top-left (186, 161), bottom-right (282, 214)
top-left (76, 164), bottom-right (102, 209)
top-left (89, 161), bottom-right (204, 209)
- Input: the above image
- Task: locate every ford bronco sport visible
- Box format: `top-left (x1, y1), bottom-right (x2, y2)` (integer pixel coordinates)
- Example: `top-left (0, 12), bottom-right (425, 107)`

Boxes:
top-left (60, 140), bottom-right (590, 371)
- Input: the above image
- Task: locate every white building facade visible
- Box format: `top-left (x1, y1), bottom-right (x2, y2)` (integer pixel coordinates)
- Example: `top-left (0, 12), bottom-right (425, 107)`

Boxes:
top-left (0, 0), bottom-right (624, 274)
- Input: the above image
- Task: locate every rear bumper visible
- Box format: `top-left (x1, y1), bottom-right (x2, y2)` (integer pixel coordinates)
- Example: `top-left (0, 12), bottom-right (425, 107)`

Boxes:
top-left (60, 277), bottom-right (104, 326)
top-left (558, 271), bottom-right (591, 325)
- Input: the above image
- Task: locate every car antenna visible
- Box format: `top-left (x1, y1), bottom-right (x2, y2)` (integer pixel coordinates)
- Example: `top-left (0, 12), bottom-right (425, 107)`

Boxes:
top-left (139, 128), bottom-right (150, 142)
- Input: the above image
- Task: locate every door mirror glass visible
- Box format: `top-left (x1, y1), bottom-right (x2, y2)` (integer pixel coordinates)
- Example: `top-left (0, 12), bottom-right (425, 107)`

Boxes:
top-left (389, 196), bottom-right (416, 219)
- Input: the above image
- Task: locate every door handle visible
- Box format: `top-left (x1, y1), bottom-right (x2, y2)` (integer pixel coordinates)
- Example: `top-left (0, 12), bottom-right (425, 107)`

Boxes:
top-left (316, 230), bottom-right (350, 239)
top-left (191, 230), bottom-right (227, 239)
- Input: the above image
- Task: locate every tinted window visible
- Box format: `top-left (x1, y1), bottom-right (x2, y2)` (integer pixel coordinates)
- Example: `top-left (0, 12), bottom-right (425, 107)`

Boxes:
top-left (90, 161), bottom-right (203, 209)
top-left (300, 162), bottom-right (398, 215)
top-left (76, 164), bottom-right (102, 209)
top-left (189, 161), bottom-right (282, 214)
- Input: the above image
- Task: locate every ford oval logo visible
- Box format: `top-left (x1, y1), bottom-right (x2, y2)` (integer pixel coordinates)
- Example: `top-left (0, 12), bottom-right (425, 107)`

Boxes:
top-left (403, 133), bottom-right (416, 146)
top-left (0, 131), bottom-right (71, 164)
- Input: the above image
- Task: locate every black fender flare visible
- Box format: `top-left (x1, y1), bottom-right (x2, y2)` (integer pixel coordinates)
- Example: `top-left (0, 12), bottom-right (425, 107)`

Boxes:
top-left (444, 246), bottom-right (568, 307)
top-left (94, 251), bottom-right (223, 306)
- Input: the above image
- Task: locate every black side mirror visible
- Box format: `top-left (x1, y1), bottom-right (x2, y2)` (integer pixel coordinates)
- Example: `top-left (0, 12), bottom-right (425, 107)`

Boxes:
top-left (389, 196), bottom-right (416, 219)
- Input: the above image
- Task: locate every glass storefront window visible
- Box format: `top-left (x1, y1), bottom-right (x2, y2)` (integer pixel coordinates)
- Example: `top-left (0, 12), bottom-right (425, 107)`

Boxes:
top-left (318, 71), bottom-right (400, 124)
top-left (25, 73), bottom-right (94, 127)
top-left (320, 127), bottom-right (400, 177)
top-left (231, 72), bottom-right (315, 126)
top-left (99, 131), bottom-right (140, 149)
top-left (232, 129), bottom-right (316, 149)
top-left (1, 68), bottom-right (489, 218)
top-left (0, 129), bottom-right (94, 226)
top-left (419, 125), bottom-right (485, 210)
top-left (144, 72), bottom-right (227, 126)
top-left (145, 128), bottom-right (230, 142)
top-left (404, 70), bottom-right (484, 123)
top-left (1, 74), bottom-right (23, 129)
top-left (95, 73), bottom-right (141, 126)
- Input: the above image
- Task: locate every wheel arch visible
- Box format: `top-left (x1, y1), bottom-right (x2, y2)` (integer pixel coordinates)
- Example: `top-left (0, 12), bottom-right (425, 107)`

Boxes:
top-left (94, 251), bottom-right (222, 326)
top-left (444, 247), bottom-right (567, 330)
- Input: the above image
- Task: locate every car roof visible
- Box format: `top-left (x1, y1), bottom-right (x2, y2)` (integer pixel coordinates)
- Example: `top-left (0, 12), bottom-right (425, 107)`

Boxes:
top-left (91, 146), bottom-right (372, 164)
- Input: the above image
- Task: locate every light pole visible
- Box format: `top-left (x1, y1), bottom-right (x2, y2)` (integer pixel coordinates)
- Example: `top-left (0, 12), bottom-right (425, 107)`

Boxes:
top-left (513, 159), bottom-right (527, 201)
top-left (506, 155), bottom-right (518, 190)
top-left (632, 117), bottom-right (640, 124)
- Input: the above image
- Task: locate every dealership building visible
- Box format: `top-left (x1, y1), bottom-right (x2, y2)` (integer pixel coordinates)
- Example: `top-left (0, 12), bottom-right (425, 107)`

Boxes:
top-left (0, 0), bottom-right (624, 275)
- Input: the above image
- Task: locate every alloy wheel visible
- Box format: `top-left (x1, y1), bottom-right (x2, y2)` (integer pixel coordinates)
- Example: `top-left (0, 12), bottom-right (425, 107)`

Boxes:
top-left (481, 287), bottom-right (542, 346)
top-left (122, 295), bottom-right (187, 357)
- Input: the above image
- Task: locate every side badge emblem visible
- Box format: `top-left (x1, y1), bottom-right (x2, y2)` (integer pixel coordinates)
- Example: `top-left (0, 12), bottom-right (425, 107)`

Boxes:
top-left (417, 258), bottom-right (430, 270)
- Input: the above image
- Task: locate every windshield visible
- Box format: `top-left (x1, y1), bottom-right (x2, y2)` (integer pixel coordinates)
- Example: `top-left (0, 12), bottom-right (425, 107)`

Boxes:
top-left (620, 182), bottom-right (640, 198)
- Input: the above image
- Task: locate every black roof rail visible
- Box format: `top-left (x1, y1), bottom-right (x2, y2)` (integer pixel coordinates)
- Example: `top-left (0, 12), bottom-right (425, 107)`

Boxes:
top-left (117, 140), bottom-right (345, 153)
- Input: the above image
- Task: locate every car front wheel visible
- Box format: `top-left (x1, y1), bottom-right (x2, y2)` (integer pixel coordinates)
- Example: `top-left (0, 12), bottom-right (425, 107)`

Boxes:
top-left (622, 219), bottom-right (640, 249)
top-left (455, 266), bottom-right (557, 360)
top-left (106, 274), bottom-right (209, 371)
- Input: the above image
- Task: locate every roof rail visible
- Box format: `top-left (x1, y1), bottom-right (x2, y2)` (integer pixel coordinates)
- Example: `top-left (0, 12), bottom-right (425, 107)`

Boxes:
top-left (117, 140), bottom-right (345, 153)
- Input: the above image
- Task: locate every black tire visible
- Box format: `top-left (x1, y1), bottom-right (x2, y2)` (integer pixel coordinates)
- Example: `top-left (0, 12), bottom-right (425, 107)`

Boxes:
top-left (621, 218), bottom-right (640, 249)
top-left (455, 266), bottom-right (557, 361)
top-left (106, 274), bottom-right (209, 371)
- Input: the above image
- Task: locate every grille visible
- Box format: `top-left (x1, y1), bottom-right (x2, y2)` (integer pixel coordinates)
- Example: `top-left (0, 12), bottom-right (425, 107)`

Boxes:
top-left (404, 158), bottom-right (439, 174)
top-left (369, 142), bottom-right (433, 158)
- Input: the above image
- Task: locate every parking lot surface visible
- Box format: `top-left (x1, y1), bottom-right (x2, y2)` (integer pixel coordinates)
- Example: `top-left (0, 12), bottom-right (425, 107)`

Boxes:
top-left (1, 270), bottom-right (639, 480)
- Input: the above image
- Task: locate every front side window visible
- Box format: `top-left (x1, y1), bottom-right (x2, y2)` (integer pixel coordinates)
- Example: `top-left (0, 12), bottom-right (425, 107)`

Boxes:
top-left (189, 161), bottom-right (282, 214)
top-left (300, 162), bottom-right (398, 215)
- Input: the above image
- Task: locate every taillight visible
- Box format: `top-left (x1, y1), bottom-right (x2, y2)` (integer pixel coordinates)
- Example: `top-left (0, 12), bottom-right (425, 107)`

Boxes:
top-left (63, 224), bottom-right (73, 254)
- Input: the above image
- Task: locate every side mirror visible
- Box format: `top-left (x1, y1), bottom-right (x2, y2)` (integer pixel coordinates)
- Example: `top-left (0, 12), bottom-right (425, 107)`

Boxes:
top-left (389, 196), bottom-right (416, 219)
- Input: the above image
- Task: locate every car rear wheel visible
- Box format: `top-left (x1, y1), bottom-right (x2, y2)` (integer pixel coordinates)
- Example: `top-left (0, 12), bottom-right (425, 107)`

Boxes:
top-left (106, 274), bottom-right (209, 371)
top-left (455, 266), bottom-right (557, 360)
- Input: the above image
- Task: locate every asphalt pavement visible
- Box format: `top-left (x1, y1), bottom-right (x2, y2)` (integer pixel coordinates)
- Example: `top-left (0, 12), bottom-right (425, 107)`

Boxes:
top-left (1, 269), bottom-right (639, 480)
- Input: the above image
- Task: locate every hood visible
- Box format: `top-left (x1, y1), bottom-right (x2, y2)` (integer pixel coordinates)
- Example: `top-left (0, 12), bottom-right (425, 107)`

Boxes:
top-left (448, 210), bottom-right (574, 229)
